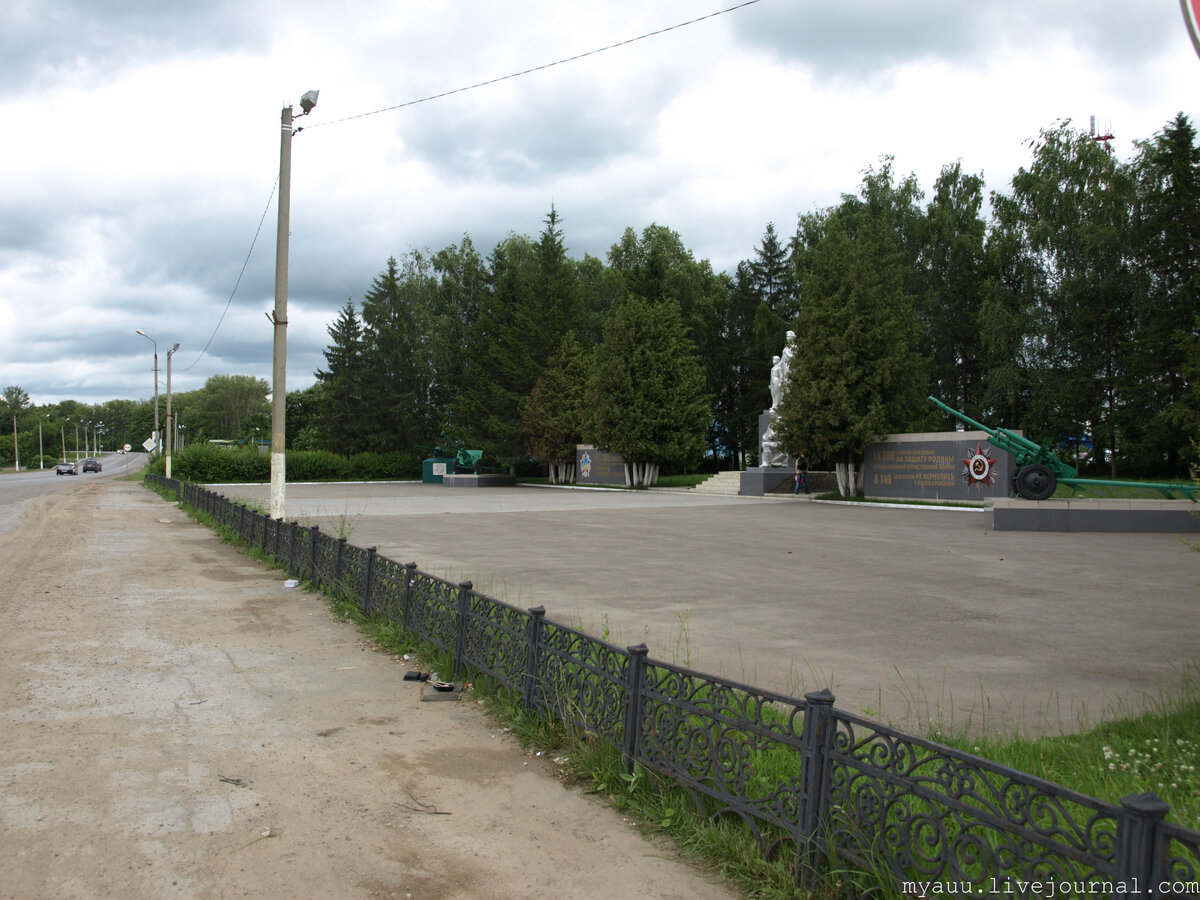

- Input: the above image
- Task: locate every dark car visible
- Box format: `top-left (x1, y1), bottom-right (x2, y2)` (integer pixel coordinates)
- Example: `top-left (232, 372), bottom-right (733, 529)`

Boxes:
top-left (56, 461), bottom-right (78, 475)
top-left (81, 458), bottom-right (101, 473)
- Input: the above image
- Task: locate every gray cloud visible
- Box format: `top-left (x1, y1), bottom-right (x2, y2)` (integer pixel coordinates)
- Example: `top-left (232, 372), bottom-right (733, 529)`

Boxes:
top-left (731, 0), bottom-right (1179, 81)
top-left (399, 73), bottom-right (676, 184)
top-left (4, 0), bottom-right (264, 88)
top-left (3, 0), bottom-right (1197, 407)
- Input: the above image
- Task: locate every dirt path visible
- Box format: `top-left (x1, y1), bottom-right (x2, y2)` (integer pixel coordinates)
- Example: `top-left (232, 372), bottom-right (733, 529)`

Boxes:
top-left (0, 482), bottom-right (738, 900)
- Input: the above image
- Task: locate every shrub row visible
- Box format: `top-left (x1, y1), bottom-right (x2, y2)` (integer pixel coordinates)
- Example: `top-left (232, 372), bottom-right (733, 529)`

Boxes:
top-left (144, 445), bottom-right (422, 483)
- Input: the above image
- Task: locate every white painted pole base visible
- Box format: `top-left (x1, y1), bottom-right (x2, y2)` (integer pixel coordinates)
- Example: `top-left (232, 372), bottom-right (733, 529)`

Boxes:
top-left (270, 452), bottom-right (286, 520)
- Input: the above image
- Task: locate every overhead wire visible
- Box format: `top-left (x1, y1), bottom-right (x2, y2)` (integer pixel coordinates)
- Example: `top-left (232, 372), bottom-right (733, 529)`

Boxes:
top-left (308, 0), bottom-right (766, 131)
top-left (188, 0), bottom-right (767, 366)
top-left (180, 177), bottom-right (278, 371)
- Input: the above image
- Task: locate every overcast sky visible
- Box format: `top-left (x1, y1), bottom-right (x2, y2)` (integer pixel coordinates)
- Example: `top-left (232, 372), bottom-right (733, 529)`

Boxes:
top-left (2, 0), bottom-right (1198, 407)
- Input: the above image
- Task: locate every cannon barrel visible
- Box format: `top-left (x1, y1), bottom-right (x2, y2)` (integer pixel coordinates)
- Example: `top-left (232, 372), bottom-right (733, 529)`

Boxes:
top-left (927, 396), bottom-right (1043, 456)
top-left (927, 396), bottom-right (992, 434)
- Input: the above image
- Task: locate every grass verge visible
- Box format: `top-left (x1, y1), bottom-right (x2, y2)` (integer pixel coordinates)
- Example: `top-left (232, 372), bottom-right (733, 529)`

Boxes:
top-left (935, 664), bottom-right (1200, 830)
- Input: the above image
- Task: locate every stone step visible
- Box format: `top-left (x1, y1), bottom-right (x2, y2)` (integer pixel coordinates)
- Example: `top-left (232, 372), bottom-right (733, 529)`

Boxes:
top-left (691, 471), bottom-right (744, 495)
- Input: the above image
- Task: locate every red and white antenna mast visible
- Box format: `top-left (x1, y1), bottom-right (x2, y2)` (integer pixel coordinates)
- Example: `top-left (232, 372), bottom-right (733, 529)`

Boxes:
top-left (1090, 115), bottom-right (1114, 155)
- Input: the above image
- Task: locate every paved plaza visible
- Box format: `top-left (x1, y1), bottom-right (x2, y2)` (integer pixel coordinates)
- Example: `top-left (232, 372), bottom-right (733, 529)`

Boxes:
top-left (218, 481), bottom-right (1200, 736)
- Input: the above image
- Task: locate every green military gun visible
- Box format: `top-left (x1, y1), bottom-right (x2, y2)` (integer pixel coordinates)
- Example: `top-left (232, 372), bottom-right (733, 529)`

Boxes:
top-left (455, 448), bottom-right (483, 472)
top-left (928, 396), bottom-right (1196, 501)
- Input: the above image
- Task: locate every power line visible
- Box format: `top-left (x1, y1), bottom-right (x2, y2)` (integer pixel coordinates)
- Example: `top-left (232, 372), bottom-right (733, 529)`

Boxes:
top-left (307, 0), bottom-right (767, 131)
top-left (186, 0), bottom-right (767, 367)
top-left (180, 177), bottom-right (278, 372)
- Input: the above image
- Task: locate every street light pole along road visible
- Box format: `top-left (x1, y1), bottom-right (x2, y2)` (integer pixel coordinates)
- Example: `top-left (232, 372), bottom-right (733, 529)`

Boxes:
top-left (136, 330), bottom-right (159, 453)
top-left (165, 343), bottom-right (179, 479)
top-left (269, 89), bottom-right (318, 520)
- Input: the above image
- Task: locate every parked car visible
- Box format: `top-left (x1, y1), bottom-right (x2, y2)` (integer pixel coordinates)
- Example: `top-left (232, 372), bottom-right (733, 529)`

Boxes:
top-left (56, 461), bottom-right (78, 475)
top-left (81, 458), bottom-right (101, 473)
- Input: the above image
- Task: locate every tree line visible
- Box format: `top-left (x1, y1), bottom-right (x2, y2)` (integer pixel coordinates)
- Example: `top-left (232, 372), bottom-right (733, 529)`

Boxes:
top-left (0, 375), bottom-right (270, 467)
top-left (9, 116), bottom-right (1196, 489)
top-left (293, 115), bottom-right (1199, 488)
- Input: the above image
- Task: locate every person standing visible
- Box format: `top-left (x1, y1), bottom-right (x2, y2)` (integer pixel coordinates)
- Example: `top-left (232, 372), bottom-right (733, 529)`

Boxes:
top-left (794, 457), bottom-right (808, 494)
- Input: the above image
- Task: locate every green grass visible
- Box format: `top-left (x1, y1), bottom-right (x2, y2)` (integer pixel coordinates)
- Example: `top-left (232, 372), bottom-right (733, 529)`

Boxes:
top-left (936, 664), bottom-right (1200, 830)
top-left (1052, 478), bottom-right (1197, 499)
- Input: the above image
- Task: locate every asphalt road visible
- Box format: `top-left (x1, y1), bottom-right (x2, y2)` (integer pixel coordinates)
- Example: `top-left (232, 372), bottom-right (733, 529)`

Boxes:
top-left (0, 451), bottom-right (146, 533)
top-left (214, 480), bottom-right (1200, 736)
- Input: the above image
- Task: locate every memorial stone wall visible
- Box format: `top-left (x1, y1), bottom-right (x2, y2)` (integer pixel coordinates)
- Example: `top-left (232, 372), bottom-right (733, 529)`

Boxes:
top-left (862, 431), bottom-right (1016, 502)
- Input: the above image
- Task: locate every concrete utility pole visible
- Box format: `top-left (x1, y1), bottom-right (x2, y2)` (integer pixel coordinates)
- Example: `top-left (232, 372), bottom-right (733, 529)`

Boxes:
top-left (269, 89), bottom-right (318, 520)
top-left (165, 343), bottom-right (179, 479)
top-left (137, 330), bottom-right (160, 453)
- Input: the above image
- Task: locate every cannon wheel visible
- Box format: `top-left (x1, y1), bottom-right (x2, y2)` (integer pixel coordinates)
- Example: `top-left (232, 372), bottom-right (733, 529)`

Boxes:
top-left (1015, 464), bottom-right (1057, 501)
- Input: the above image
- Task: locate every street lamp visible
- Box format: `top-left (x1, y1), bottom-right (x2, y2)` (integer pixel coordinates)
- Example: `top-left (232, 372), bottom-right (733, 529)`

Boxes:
top-left (269, 88), bottom-right (318, 519)
top-left (165, 343), bottom-right (179, 478)
top-left (136, 330), bottom-right (160, 454)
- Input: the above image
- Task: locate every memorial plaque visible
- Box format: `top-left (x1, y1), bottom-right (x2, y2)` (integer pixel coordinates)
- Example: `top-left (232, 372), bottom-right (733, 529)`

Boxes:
top-left (576, 445), bottom-right (628, 486)
top-left (863, 431), bottom-right (1015, 501)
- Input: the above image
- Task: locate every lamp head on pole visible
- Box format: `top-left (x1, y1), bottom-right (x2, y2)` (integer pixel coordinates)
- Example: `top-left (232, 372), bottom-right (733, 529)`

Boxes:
top-left (299, 90), bottom-right (319, 115)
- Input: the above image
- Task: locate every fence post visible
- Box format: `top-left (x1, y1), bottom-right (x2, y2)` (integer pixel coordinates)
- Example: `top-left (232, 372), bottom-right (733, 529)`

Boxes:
top-left (334, 536), bottom-right (347, 588)
top-left (310, 524), bottom-right (320, 583)
top-left (452, 581), bottom-right (472, 678)
top-left (288, 521), bottom-right (299, 576)
top-left (274, 517), bottom-right (284, 561)
top-left (259, 512), bottom-right (268, 554)
top-left (798, 688), bottom-right (836, 888)
top-left (621, 643), bottom-right (649, 773)
top-left (1116, 791), bottom-right (1169, 893)
top-left (363, 547), bottom-right (378, 613)
top-left (522, 606), bottom-right (546, 712)
top-left (402, 562), bottom-right (417, 630)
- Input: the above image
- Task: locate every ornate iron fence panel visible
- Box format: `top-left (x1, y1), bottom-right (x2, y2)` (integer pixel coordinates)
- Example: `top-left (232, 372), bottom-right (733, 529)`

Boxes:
top-left (458, 590), bottom-right (527, 692)
top-left (827, 711), bottom-right (1121, 895)
top-left (1164, 821), bottom-right (1200, 890)
top-left (533, 620), bottom-right (629, 745)
top-left (633, 659), bottom-right (807, 854)
top-left (339, 542), bottom-right (368, 597)
top-left (289, 523), bottom-right (312, 581)
top-left (369, 555), bottom-right (406, 622)
top-left (313, 531), bottom-right (339, 585)
top-left (275, 520), bottom-right (294, 571)
top-left (251, 511), bottom-right (268, 553)
top-left (405, 570), bottom-right (460, 656)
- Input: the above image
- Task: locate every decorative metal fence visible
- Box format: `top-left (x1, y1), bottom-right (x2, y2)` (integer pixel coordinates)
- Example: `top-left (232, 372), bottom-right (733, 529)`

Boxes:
top-left (146, 475), bottom-right (1199, 897)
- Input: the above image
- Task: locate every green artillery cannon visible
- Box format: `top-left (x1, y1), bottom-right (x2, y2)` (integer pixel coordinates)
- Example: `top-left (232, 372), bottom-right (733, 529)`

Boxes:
top-left (928, 396), bottom-right (1197, 501)
top-left (455, 448), bottom-right (483, 472)
top-left (416, 444), bottom-right (486, 480)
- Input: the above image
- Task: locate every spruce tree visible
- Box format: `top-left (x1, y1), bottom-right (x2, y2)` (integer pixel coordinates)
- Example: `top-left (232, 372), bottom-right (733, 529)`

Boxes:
top-left (313, 300), bottom-right (370, 452)
top-left (590, 295), bottom-right (710, 485)
top-left (774, 201), bottom-right (927, 495)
